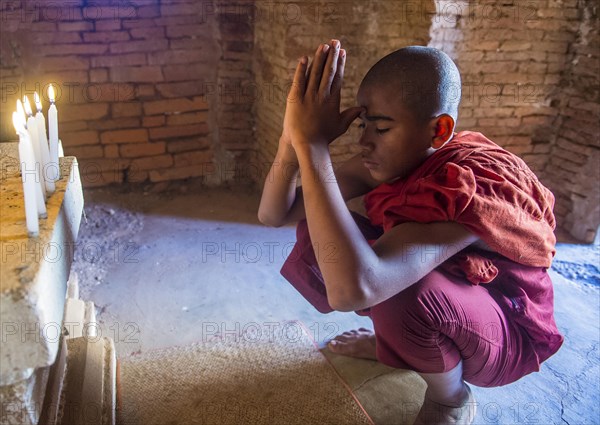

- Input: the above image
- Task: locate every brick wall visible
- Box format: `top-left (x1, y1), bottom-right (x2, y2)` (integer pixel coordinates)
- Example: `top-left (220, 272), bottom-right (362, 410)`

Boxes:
top-left (431, 0), bottom-right (573, 169)
top-left (209, 1), bottom-right (255, 185)
top-left (0, 0), bottom-right (251, 187)
top-left (429, 0), bottom-right (599, 242)
top-left (1, 0), bottom-right (598, 241)
top-left (252, 0), bottom-right (432, 177)
top-left (544, 0), bottom-right (599, 242)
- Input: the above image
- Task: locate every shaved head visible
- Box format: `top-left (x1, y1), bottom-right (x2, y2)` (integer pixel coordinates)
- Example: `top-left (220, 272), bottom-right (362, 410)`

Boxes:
top-left (360, 46), bottom-right (462, 124)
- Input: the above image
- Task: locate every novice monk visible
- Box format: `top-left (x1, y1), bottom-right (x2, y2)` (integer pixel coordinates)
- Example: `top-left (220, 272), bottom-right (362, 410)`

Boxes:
top-left (258, 40), bottom-right (563, 424)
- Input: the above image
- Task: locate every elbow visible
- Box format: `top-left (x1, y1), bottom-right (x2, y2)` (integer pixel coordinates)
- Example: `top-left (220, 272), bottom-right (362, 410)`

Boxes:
top-left (329, 300), bottom-right (358, 313)
top-left (329, 296), bottom-right (368, 313)
top-left (257, 210), bottom-right (284, 228)
top-left (328, 284), bottom-right (370, 312)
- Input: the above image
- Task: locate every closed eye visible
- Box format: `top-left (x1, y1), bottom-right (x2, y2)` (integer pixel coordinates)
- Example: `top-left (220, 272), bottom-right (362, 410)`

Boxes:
top-left (358, 123), bottom-right (390, 134)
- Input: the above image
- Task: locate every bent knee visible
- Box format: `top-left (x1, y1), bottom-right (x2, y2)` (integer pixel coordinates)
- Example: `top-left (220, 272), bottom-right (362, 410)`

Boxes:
top-left (373, 269), bottom-right (467, 319)
top-left (405, 269), bottom-right (460, 302)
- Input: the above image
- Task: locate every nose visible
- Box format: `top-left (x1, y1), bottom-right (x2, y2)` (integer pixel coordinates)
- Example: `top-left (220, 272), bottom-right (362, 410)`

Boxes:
top-left (358, 131), bottom-right (373, 150)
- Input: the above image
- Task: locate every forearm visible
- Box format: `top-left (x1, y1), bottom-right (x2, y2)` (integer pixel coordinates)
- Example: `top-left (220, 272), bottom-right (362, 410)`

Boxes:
top-left (295, 143), bottom-right (377, 310)
top-left (258, 138), bottom-right (302, 227)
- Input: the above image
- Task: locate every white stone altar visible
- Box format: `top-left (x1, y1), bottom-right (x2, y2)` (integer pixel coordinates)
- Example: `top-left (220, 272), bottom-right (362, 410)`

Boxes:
top-left (1, 143), bottom-right (83, 386)
top-left (0, 143), bottom-right (114, 425)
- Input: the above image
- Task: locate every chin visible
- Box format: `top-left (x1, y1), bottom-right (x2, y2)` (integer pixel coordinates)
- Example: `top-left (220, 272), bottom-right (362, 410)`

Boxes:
top-left (372, 175), bottom-right (394, 185)
top-left (369, 171), bottom-right (386, 183)
top-left (369, 168), bottom-right (402, 184)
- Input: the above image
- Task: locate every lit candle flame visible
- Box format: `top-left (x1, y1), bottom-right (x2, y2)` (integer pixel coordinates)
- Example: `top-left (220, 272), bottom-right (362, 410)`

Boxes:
top-left (23, 96), bottom-right (33, 117)
top-left (48, 85), bottom-right (55, 103)
top-left (34, 92), bottom-right (42, 111)
top-left (16, 99), bottom-right (27, 126)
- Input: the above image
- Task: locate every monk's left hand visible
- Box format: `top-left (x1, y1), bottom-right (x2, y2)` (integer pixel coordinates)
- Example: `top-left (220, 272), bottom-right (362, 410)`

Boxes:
top-left (285, 39), bottom-right (363, 150)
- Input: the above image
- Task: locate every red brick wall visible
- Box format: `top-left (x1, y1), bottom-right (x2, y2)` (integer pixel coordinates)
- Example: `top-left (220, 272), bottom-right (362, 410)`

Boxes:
top-left (1, 1), bottom-right (598, 241)
top-left (543, 0), bottom-right (599, 242)
top-left (431, 0), bottom-right (572, 168)
top-left (0, 0), bottom-right (248, 187)
top-left (252, 1), bottom-right (433, 177)
top-left (429, 0), bottom-right (599, 241)
top-left (211, 0), bottom-right (255, 185)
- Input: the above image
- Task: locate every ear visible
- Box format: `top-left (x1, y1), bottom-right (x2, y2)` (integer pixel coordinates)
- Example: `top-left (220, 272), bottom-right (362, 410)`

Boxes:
top-left (429, 114), bottom-right (455, 149)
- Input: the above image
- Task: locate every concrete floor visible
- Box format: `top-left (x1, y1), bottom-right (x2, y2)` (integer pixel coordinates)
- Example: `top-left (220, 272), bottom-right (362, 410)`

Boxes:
top-left (75, 184), bottom-right (599, 425)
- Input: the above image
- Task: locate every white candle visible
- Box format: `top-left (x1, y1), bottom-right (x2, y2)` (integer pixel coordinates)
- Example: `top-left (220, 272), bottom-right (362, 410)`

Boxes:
top-left (48, 85), bottom-right (60, 180)
top-left (34, 92), bottom-right (55, 194)
top-left (23, 96), bottom-right (47, 201)
top-left (13, 112), bottom-right (40, 237)
top-left (18, 100), bottom-right (47, 218)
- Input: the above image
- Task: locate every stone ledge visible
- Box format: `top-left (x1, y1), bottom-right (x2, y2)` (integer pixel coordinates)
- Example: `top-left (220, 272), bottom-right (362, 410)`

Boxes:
top-left (1, 143), bottom-right (84, 386)
top-left (0, 366), bottom-right (50, 425)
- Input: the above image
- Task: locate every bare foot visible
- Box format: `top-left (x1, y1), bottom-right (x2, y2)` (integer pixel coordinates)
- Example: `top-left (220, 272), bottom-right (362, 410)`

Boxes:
top-left (414, 384), bottom-right (476, 425)
top-left (326, 328), bottom-right (377, 360)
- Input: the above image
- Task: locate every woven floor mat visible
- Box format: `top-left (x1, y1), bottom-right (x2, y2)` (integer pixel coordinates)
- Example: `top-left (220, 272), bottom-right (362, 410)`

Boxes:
top-left (116, 321), bottom-right (373, 425)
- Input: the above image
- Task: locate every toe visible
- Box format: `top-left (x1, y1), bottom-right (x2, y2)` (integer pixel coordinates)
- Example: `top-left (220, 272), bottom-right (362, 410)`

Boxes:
top-left (335, 333), bottom-right (353, 342)
top-left (327, 340), bottom-right (345, 352)
top-left (328, 340), bottom-right (354, 356)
